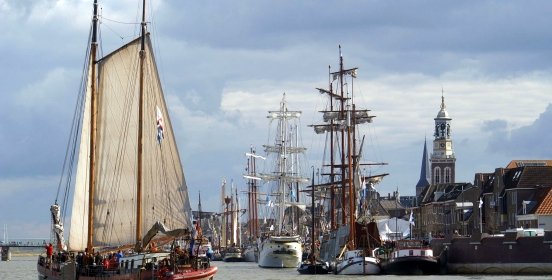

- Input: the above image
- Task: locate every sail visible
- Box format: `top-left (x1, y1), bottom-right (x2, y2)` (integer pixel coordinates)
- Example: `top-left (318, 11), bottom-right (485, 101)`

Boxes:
top-left (68, 35), bottom-right (191, 251)
top-left (69, 60), bottom-right (93, 251)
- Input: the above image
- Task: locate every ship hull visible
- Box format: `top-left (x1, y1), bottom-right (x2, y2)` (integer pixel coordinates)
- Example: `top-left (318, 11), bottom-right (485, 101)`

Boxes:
top-left (297, 260), bottom-right (330, 274)
top-left (334, 250), bottom-right (380, 275)
top-left (258, 235), bottom-right (302, 268)
top-left (382, 256), bottom-right (439, 275)
top-left (37, 256), bottom-right (217, 280)
top-left (433, 234), bottom-right (552, 274)
top-left (335, 257), bottom-right (380, 275)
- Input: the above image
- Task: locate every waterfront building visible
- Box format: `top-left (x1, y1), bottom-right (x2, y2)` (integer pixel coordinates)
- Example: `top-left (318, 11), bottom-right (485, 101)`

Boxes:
top-left (475, 163), bottom-right (552, 233)
top-left (416, 182), bottom-right (478, 238)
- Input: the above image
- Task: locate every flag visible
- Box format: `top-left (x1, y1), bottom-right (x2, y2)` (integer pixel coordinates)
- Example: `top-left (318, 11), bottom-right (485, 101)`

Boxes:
top-left (156, 106), bottom-right (165, 144)
top-left (195, 220), bottom-right (202, 237)
top-left (479, 198), bottom-right (483, 209)
top-left (409, 211), bottom-right (415, 226)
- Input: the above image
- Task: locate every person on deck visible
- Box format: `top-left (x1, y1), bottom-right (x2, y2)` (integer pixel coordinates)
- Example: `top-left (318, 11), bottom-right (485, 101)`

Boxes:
top-left (150, 242), bottom-right (158, 253)
top-left (45, 243), bottom-right (53, 264)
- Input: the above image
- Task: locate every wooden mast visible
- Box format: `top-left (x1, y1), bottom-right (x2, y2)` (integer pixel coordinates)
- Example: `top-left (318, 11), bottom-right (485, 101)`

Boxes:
top-left (310, 167), bottom-right (315, 263)
top-left (339, 46), bottom-right (347, 227)
top-left (329, 66), bottom-right (336, 230)
top-left (136, 0), bottom-right (146, 246)
top-left (86, 0), bottom-right (99, 254)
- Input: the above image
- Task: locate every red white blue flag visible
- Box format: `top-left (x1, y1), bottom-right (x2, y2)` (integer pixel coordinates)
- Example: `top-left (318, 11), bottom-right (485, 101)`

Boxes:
top-left (156, 106), bottom-right (164, 144)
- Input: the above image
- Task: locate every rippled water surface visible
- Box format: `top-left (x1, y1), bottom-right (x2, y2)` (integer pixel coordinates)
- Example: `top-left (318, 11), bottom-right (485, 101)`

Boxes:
top-left (2, 255), bottom-right (552, 280)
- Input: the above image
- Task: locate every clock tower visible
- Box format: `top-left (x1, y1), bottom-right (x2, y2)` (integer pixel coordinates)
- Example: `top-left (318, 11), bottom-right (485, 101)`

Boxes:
top-left (430, 93), bottom-right (455, 185)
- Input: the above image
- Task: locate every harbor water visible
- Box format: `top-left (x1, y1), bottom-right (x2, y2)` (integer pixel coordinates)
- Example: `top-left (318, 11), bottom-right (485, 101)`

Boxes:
top-left (2, 255), bottom-right (552, 280)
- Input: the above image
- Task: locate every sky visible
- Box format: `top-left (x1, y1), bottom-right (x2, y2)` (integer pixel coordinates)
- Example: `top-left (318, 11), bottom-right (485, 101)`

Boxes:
top-left (2, 0), bottom-right (552, 239)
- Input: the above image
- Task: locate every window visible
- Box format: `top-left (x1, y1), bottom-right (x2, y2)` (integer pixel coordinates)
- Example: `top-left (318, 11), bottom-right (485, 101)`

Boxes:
top-left (434, 167), bottom-right (441, 184)
top-left (444, 167), bottom-right (451, 183)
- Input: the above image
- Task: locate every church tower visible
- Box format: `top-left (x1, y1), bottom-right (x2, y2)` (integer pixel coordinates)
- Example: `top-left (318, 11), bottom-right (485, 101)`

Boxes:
top-left (415, 138), bottom-right (430, 197)
top-left (430, 93), bottom-right (456, 185)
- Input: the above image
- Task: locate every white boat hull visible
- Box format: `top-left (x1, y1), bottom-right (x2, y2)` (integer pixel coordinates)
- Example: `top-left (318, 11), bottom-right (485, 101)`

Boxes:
top-left (335, 250), bottom-right (380, 275)
top-left (258, 235), bottom-right (302, 268)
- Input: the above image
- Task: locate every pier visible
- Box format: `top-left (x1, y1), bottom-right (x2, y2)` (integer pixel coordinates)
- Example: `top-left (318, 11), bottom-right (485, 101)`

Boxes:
top-left (1, 238), bottom-right (48, 261)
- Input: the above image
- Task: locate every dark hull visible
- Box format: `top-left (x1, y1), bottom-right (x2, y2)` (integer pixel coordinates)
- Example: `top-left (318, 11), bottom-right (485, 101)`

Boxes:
top-left (382, 256), bottom-right (440, 275)
top-left (297, 261), bottom-right (330, 274)
top-left (223, 257), bottom-right (245, 262)
top-left (432, 234), bottom-right (552, 274)
top-left (37, 256), bottom-right (217, 280)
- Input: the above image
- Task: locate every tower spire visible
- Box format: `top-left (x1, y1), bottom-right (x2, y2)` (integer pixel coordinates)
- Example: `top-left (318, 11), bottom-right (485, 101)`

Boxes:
top-left (415, 138), bottom-right (431, 197)
top-left (441, 87), bottom-right (446, 110)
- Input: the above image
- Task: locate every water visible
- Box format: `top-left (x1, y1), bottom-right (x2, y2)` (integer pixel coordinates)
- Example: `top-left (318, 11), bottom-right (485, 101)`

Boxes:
top-left (2, 255), bottom-right (552, 280)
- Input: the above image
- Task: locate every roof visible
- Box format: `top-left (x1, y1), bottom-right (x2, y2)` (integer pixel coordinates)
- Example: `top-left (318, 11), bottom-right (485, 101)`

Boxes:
top-left (379, 199), bottom-right (406, 210)
top-left (535, 187), bottom-right (552, 215)
top-left (503, 166), bottom-right (552, 191)
top-left (419, 182), bottom-right (473, 204)
top-left (415, 139), bottom-right (431, 190)
top-left (506, 160), bottom-right (552, 169)
top-left (435, 95), bottom-right (451, 119)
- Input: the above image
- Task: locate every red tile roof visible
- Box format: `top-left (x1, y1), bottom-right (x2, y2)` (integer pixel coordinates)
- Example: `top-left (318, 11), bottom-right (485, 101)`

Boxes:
top-left (535, 187), bottom-right (552, 215)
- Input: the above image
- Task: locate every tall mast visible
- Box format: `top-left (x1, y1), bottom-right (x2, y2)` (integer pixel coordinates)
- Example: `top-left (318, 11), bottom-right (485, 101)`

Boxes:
top-left (329, 67), bottom-right (336, 230)
top-left (136, 0), bottom-right (146, 245)
top-left (310, 167), bottom-right (315, 263)
top-left (247, 146), bottom-right (259, 239)
top-left (278, 95), bottom-right (287, 235)
top-left (86, 0), bottom-right (99, 253)
top-left (198, 191), bottom-right (202, 236)
top-left (339, 46), bottom-right (347, 226)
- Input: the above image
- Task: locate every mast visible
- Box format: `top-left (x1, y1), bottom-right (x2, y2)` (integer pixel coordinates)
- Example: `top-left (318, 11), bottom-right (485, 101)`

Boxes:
top-left (310, 167), bottom-right (315, 263)
top-left (278, 95), bottom-right (287, 235)
top-left (198, 191), bottom-right (202, 234)
top-left (86, 0), bottom-right (99, 253)
top-left (339, 46), bottom-right (347, 227)
top-left (347, 104), bottom-right (355, 246)
top-left (329, 68), bottom-right (336, 230)
top-left (136, 0), bottom-right (146, 245)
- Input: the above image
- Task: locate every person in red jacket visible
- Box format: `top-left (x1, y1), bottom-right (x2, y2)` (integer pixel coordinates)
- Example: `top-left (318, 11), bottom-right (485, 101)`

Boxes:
top-left (45, 243), bottom-right (54, 265)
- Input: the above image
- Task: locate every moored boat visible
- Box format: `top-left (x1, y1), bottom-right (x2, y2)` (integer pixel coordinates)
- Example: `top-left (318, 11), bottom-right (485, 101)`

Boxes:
top-left (297, 259), bottom-right (331, 274)
top-left (258, 235), bottom-right (303, 268)
top-left (256, 94), bottom-right (308, 269)
top-left (334, 249), bottom-right (380, 275)
top-left (432, 230), bottom-right (552, 274)
top-left (36, 1), bottom-right (217, 279)
top-left (310, 46), bottom-right (384, 276)
top-left (223, 247), bottom-right (245, 262)
top-left (381, 239), bottom-right (439, 275)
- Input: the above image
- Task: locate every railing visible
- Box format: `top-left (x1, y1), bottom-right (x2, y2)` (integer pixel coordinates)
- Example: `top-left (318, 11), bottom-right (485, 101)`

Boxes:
top-left (0, 238), bottom-right (48, 248)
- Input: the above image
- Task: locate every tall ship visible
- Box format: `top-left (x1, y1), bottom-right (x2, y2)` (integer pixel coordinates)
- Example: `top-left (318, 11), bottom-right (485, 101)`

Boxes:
top-left (257, 94), bottom-right (309, 268)
top-left (242, 147), bottom-right (263, 262)
top-left (222, 181), bottom-right (245, 262)
top-left (37, 1), bottom-right (217, 279)
top-left (311, 46), bottom-right (385, 275)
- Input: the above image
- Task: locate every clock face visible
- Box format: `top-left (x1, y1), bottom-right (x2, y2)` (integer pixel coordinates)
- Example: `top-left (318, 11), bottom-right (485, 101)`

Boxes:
top-left (440, 143), bottom-right (445, 148)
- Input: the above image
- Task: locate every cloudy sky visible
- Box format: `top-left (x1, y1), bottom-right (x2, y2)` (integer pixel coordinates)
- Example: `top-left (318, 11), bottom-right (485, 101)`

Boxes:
top-left (2, 0), bottom-right (552, 239)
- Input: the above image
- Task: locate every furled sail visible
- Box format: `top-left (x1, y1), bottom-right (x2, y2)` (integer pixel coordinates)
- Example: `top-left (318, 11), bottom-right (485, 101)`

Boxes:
top-left (68, 35), bottom-right (191, 251)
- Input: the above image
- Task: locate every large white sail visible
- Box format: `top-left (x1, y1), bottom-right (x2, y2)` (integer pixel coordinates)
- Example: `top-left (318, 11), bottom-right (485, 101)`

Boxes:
top-left (68, 35), bottom-right (191, 251)
top-left (68, 60), bottom-right (93, 251)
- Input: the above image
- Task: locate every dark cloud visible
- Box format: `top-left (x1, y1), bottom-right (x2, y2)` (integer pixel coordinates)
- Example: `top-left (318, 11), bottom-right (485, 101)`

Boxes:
top-left (487, 104), bottom-right (552, 157)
